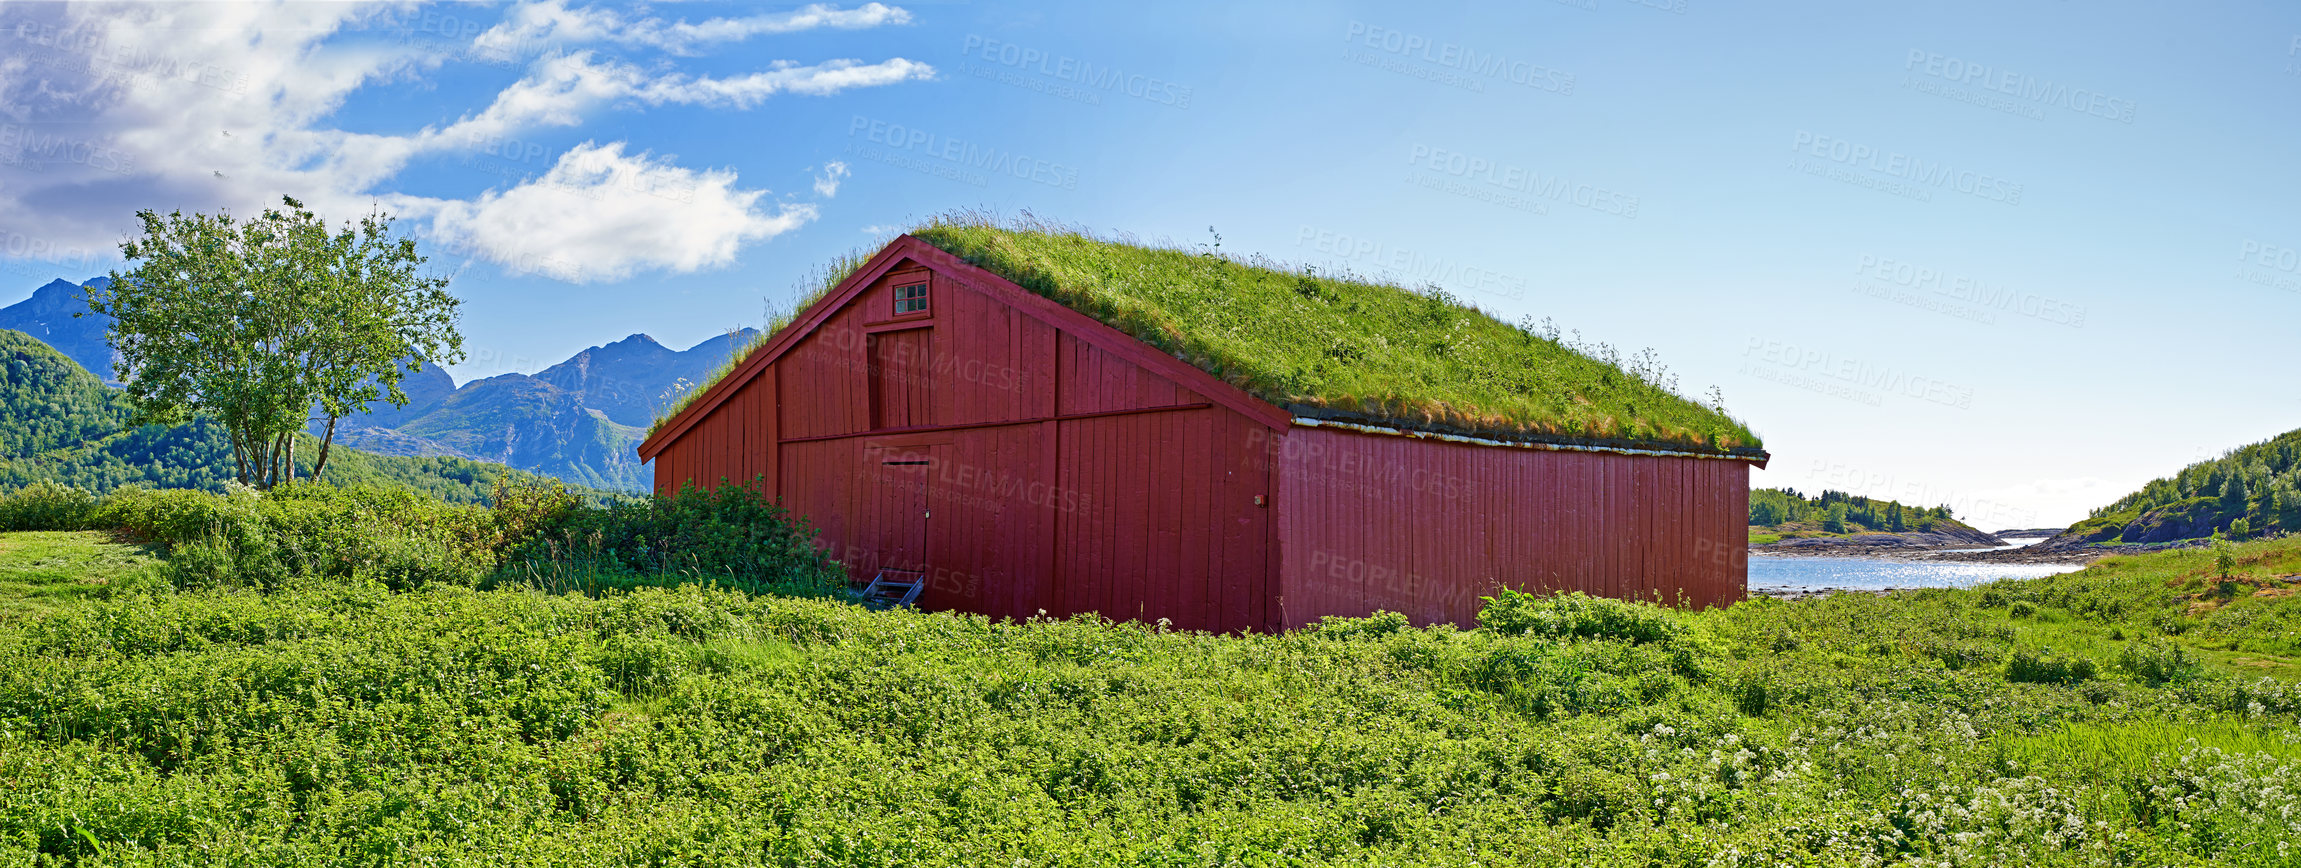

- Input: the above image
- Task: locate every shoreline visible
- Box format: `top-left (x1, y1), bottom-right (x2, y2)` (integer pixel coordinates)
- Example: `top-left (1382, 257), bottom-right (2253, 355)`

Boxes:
top-left (1748, 537), bottom-right (2115, 566)
top-left (1748, 587), bottom-right (1899, 601)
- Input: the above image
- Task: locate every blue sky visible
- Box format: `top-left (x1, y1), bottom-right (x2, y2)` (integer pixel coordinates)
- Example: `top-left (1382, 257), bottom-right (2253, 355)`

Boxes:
top-left (1, 0), bottom-right (2295, 526)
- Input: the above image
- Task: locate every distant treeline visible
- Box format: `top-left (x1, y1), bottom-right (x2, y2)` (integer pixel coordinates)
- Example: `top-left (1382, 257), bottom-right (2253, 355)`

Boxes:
top-left (1750, 487), bottom-right (1955, 533)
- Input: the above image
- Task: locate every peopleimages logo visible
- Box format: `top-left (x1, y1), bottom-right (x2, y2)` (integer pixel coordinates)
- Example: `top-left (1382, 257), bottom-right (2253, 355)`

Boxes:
top-left (1742, 338), bottom-right (1976, 410)
top-left (1295, 226), bottom-right (1530, 302)
top-left (1406, 145), bottom-right (1638, 217)
top-left (1342, 21), bottom-right (1574, 94)
top-left (0, 124), bottom-right (135, 175)
top-left (1903, 51), bottom-right (2136, 124)
top-left (1790, 131), bottom-right (2022, 205)
top-left (846, 116), bottom-right (1079, 190)
top-left (1853, 255), bottom-right (2085, 328)
top-left (958, 36), bottom-right (1192, 108)
top-left (2237, 239), bottom-right (2301, 293)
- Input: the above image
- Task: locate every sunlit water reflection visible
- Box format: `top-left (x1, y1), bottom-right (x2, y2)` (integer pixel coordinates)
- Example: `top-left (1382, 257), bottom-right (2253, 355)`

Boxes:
top-left (1748, 538), bottom-right (2081, 593)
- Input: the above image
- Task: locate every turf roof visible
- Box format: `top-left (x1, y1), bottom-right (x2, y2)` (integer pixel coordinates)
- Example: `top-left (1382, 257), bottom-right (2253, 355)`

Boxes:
top-left (908, 217), bottom-right (1762, 455)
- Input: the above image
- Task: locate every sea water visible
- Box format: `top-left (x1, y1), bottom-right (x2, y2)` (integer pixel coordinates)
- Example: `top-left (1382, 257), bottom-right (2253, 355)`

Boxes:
top-left (1747, 538), bottom-right (2081, 593)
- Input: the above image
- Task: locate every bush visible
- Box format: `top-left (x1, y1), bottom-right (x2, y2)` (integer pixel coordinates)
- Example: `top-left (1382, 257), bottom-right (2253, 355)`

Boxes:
top-left (2005, 648), bottom-right (2096, 684)
top-left (497, 478), bottom-right (844, 599)
top-left (1307, 610), bottom-right (1413, 640)
top-left (76, 482), bottom-right (499, 592)
top-left (2119, 641), bottom-right (2202, 687)
top-left (0, 482), bottom-right (101, 531)
top-left (1476, 590), bottom-right (1685, 644)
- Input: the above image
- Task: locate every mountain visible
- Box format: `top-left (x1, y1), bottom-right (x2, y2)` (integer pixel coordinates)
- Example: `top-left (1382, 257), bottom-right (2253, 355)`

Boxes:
top-left (335, 330), bottom-right (758, 490)
top-left (394, 373), bottom-right (650, 491)
top-left (534, 329), bottom-right (760, 428)
top-left (0, 328), bottom-right (583, 503)
top-left (344, 359), bottom-right (460, 429)
top-left (3, 276), bottom-right (755, 492)
top-left (0, 277), bottom-right (119, 383)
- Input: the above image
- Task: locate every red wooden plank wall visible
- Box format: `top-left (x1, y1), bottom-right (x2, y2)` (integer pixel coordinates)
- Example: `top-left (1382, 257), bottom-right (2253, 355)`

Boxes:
top-left (1273, 426), bottom-right (1748, 629)
top-left (1047, 407), bottom-right (1270, 632)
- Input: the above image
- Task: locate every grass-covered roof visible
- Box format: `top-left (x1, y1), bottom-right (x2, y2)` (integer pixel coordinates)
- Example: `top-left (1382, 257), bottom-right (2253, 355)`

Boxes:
top-left (909, 216), bottom-right (1760, 454)
top-left (653, 215), bottom-right (1761, 456)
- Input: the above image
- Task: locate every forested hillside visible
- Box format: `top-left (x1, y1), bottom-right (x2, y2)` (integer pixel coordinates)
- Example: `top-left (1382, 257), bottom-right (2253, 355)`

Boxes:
top-left (1749, 487), bottom-right (1959, 534)
top-left (2068, 429), bottom-right (2301, 544)
top-left (0, 329), bottom-right (590, 504)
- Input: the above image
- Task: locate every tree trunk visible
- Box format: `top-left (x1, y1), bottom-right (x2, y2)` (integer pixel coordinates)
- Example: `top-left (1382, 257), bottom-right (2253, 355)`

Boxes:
top-left (312, 415), bottom-right (338, 482)
top-left (227, 426), bottom-right (253, 487)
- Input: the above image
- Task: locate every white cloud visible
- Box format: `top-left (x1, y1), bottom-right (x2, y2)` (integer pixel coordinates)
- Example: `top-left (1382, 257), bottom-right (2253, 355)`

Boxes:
top-left (813, 161), bottom-right (849, 197)
top-left (0, 1), bottom-right (930, 280)
top-left (425, 52), bottom-right (931, 154)
top-left (426, 142), bottom-right (811, 283)
top-left (476, 1), bottom-right (913, 56)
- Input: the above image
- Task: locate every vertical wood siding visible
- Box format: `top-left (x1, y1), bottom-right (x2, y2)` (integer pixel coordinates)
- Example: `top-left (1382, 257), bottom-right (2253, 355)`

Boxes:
top-left (1273, 426), bottom-right (1748, 629)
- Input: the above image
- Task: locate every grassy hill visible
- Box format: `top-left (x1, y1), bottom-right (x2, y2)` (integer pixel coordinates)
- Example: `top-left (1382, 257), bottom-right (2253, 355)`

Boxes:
top-left (2, 527), bottom-right (2300, 863)
top-left (2064, 428), bottom-right (2301, 546)
top-left (0, 329), bottom-right (596, 504)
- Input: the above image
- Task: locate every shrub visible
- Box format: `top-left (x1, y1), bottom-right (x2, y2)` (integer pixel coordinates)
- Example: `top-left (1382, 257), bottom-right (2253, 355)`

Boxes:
top-left (1307, 610), bottom-right (1412, 640)
top-left (85, 482), bottom-right (496, 592)
top-left (1475, 589), bottom-right (1685, 644)
top-left (2005, 648), bottom-right (2096, 684)
top-left (2008, 600), bottom-right (2037, 619)
top-left (1730, 668), bottom-right (1773, 716)
top-left (2119, 641), bottom-right (2202, 687)
top-left (496, 478), bottom-right (843, 599)
top-left (0, 482), bottom-right (101, 531)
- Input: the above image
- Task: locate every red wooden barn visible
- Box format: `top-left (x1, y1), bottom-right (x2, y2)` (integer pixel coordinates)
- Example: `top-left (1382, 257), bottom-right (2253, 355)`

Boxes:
top-left (637, 227), bottom-right (1768, 631)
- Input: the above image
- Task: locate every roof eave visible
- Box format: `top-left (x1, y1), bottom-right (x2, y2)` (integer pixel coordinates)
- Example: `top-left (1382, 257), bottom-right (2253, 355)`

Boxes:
top-left (1285, 408), bottom-right (1769, 467)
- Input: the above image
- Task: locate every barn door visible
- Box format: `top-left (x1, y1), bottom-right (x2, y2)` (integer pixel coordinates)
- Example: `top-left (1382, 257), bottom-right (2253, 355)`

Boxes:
top-left (867, 444), bottom-right (937, 573)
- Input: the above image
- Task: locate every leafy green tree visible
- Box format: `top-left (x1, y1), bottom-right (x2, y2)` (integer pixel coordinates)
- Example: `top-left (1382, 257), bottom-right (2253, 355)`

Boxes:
top-left (89, 197), bottom-right (462, 489)
top-left (1822, 503), bottom-right (1849, 534)
top-left (2222, 474), bottom-right (2249, 515)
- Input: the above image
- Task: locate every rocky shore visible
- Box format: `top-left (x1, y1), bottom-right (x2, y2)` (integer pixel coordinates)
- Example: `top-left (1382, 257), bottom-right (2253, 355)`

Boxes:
top-left (1750, 524), bottom-right (2006, 558)
top-left (1748, 587), bottom-right (1899, 601)
top-left (1918, 535), bottom-right (2210, 565)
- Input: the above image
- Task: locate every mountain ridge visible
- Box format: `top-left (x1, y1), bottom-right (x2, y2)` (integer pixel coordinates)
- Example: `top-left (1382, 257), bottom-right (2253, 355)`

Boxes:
top-left (0, 327), bottom-right (592, 502)
top-left (0, 277), bottom-right (754, 491)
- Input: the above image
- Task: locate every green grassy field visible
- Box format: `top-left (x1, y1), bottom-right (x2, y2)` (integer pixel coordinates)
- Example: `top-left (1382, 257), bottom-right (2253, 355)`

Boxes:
top-left (0, 530), bottom-right (158, 626)
top-left (5, 531), bottom-right (2301, 864)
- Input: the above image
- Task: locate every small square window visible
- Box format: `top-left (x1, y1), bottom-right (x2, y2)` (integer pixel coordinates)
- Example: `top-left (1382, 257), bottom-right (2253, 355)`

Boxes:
top-left (893, 282), bottom-right (929, 315)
